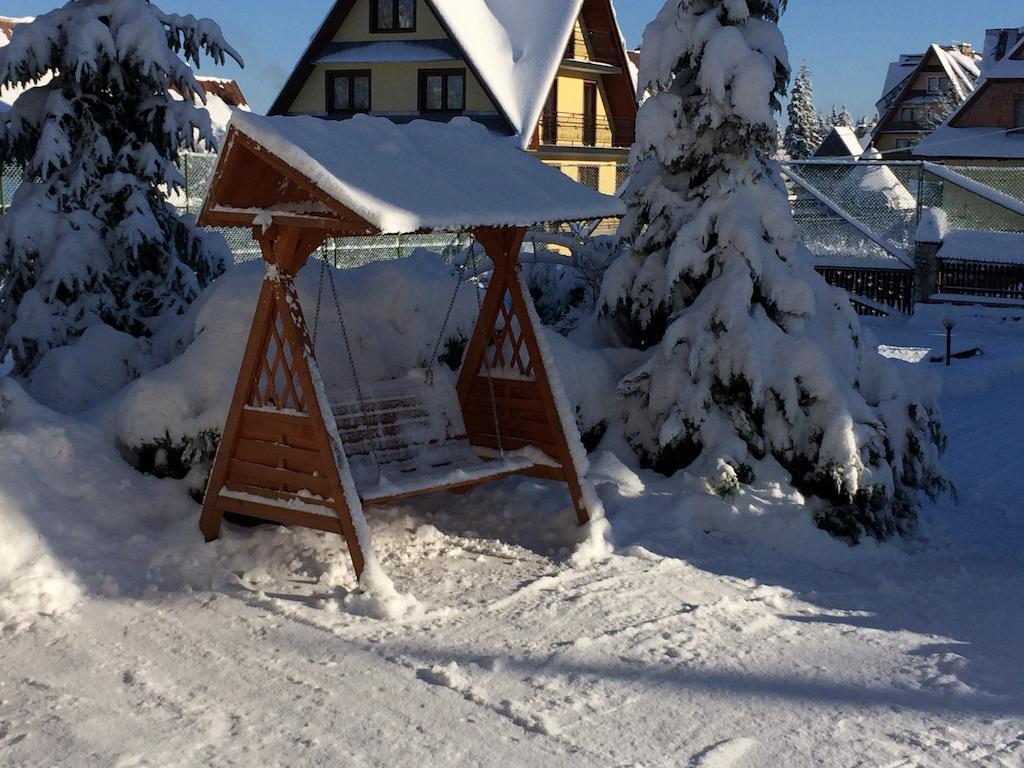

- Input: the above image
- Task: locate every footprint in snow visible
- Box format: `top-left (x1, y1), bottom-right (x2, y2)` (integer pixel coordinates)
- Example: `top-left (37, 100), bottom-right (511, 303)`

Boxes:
top-left (689, 737), bottom-right (759, 768)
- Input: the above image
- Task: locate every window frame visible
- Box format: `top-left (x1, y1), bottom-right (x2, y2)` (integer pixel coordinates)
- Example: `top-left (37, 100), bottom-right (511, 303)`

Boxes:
top-left (1014, 99), bottom-right (1024, 130)
top-left (370, 0), bottom-right (417, 34)
top-left (326, 70), bottom-right (372, 116)
top-left (418, 68), bottom-right (467, 115)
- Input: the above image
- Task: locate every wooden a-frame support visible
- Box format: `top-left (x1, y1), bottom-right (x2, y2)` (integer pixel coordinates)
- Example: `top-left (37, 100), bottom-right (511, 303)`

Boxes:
top-left (200, 224), bottom-right (593, 580)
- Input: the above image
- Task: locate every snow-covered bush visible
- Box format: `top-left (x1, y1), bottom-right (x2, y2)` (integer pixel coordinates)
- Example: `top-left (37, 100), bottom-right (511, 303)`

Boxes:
top-left (523, 235), bottom-right (620, 329)
top-left (784, 62), bottom-right (821, 159)
top-left (0, 0), bottom-right (242, 373)
top-left (601, 0), bottom-right (948, 542)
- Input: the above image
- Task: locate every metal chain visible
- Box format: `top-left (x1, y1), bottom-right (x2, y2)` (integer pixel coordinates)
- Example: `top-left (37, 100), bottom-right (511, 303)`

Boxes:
top-left (425, 235), bottom-right (469, 387)
top-left (312, 257), bottom-right (327, 347)
top-left (468, 242), bottom-right (505, 458)
top-left (322, 257), bottom-right (383, 474)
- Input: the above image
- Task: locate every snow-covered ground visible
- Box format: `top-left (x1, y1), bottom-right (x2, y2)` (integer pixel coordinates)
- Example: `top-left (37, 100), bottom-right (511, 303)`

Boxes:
top-left (2, 304), bottom-right (1024, 767)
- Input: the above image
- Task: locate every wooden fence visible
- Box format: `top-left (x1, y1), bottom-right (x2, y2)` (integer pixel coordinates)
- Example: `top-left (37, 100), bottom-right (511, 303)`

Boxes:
top-left (815, 266), bottom-right (915, 316)
top-left (936, 259), bottom-right (1024, 302)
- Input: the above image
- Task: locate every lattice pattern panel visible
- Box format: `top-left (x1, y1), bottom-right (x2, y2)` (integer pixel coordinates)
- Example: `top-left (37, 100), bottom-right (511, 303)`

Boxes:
top-left (250, 307), bottom-right (309, 412)
top-left (483, 289), bottom-right (535, 379)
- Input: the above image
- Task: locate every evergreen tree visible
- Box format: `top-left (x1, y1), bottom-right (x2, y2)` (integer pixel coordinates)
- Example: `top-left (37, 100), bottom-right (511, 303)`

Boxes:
top-left (784, 62), bottom-right (821, 158)
top-left (823, 104), bottom-right (854, 129)
top-left (602, 0), bottom-right (948, 541)
top-left (0, 0), bottom-right (242, 373)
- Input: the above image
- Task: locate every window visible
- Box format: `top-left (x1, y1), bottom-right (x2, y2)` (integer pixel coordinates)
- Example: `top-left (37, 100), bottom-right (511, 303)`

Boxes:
top-left (895, 138), bottom-right (914, 150)
top-left (371, 0), bottom-right (415, 32)
top-left (419, 69), bottom-right (466, 113)
top-left (927, 76), bottom-right (950, 93)
top-left (583, 82), bottom-right (598, 146)
top-left (578, 166), bottom-right (600, 191)
top-left (327, 70), bottom-right (371, 115)
top-left (1015, 99), bottom-right (1024, 129)
top-left (900, 107), bottom-right (923, 124)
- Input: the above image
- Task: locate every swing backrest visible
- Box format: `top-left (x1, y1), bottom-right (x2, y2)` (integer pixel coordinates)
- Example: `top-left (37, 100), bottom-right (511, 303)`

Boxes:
top-left (330, 377), bottom-right (469, 483)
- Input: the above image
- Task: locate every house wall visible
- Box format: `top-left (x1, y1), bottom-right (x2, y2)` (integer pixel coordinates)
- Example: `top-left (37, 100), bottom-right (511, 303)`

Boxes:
top-left (289, 62), bottom-right (498, 116)
top-left (953, 82), bottom-right (1024, 128)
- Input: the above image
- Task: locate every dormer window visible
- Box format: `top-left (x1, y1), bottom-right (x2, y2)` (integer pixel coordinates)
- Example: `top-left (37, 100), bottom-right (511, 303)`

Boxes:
top-left (372, 0), bottom-right (416, 33)
top-left (1015, 99), bottom-right (1024, 129)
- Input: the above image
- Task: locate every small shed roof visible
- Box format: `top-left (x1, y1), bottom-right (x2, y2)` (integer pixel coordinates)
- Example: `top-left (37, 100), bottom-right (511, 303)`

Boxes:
top-left (201, 112), bottom-right (625, 236)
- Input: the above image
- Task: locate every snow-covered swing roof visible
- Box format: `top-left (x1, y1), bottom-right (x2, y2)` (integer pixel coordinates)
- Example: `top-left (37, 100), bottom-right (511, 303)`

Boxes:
top-left (200, 111), bottom-right (625, 236)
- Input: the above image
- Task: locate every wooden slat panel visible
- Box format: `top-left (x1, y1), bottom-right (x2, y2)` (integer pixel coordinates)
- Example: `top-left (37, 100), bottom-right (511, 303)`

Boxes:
top-left (467, 377), bottom-right (541, 402)
top-left (463, 400), bottom-right (548, 426)
top-left (218, 495), bottom-right (344, 535)
top-left (463, 413), bottom-right (556, 446)
top-left (224, 483), bottom-right (333, 509)
top-left (227, 458), bottom-right (331, 497)
top-left (235, 438), bottom-right (325, 475)
top-left (239, 409), bottom-right (318, 450)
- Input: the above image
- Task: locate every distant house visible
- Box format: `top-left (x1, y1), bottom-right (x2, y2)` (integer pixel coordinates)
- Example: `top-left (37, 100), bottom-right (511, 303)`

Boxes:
top-left (870, 43), bottom-right (982, 158)
top-left (914, 28), bottom-right (1024, 165)
top-left (814, 126), bottom-right (867, 159)
top-left (268, 0), bottom-right (637, 196)
top-left (0, 15), bottom-right (248, 136)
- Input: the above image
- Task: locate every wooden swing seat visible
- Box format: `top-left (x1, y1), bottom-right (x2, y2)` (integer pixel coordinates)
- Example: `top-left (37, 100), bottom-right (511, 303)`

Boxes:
top-left (330, 382), bottom-right (542, 506)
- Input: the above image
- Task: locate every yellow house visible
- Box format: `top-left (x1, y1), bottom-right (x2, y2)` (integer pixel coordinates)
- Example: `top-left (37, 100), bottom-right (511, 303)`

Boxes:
top-left (269, 0), bottom-right (637, 199)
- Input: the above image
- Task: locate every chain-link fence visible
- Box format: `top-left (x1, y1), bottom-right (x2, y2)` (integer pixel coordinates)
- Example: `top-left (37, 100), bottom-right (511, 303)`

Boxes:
top-left (781, 160), bottom-right (1024, 271)
top-left (1, 163), bottom-right (21, 214)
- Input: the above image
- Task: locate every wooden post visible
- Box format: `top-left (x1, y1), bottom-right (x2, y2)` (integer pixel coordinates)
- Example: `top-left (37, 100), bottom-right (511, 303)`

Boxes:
top-left (458, 227), bottom-right (592, 526)
top-left (199, 223), bottom-right (368, 578)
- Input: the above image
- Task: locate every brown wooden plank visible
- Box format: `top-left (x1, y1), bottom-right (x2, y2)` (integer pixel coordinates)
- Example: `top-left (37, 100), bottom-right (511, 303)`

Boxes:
top-left (463, 414), bottom-right (556, 447)
top-left (227, 458), bottom-right (332, 498)
top-left (218, 494), bottom-right (344, 535)
top-left (467, 376), bottom-right (542, 401)
top-left (235, 438), bottom-right (326, 475)
top-left (239, 409), bottom-right (319, 450)
top-left (224, 483), bottom-right (334, 509)
top-left (463, 399), bottom-right (549, 426)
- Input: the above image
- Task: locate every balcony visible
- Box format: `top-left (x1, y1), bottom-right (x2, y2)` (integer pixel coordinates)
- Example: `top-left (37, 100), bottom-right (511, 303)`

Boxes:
top-left (564, 28), bottom-right (621, 66)
top-left (537, 112), bottom-right (633, 149)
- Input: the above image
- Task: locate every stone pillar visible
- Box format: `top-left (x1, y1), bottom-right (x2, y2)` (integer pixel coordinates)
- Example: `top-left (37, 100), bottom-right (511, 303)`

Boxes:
top-left (914, 239), bottom-right (942, 305)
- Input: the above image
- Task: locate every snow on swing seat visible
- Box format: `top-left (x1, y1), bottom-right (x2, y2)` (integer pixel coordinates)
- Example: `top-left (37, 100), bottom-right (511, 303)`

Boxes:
top-left (329, 377), bottom-right (539, 506)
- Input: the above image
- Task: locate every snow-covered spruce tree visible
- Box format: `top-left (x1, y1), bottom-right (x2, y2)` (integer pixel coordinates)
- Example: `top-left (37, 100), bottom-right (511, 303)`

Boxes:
top-left (784, 62), bottom-right (821, 158)
top-left (0, 1), bottom-right (242, 373)
top-left (823, 104), bottom-right (854, 129)
top-left (601, 0), bottom-right (948, 541)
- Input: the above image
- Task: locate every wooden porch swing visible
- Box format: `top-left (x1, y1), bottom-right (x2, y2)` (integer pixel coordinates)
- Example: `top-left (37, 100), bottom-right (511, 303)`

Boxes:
top-left (196, 113), bottom-right (624, 578)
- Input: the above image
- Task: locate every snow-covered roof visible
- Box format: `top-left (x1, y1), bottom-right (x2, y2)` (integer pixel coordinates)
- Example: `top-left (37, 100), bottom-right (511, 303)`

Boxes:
top-left (985, 35), bottom-right (1024, 79)
top-left (876, 45), bottom-right (981, 113)
top-left (217, 112), bottom-right (625, 234)
top-left (984, 27), bottom-right (1024, 71)
top-left (815, 126), bottom-right (867, 158)
top-left (314, 40), bottom-right (460, 66)
top-left (914, 126), bottom-right (1024, 160)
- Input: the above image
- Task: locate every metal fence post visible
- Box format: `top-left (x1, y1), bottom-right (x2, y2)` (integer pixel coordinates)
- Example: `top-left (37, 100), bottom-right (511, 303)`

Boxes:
top-left (915, 162), bottom-right (925, 230)
top-left (183, 154), bottom-right (191, 215)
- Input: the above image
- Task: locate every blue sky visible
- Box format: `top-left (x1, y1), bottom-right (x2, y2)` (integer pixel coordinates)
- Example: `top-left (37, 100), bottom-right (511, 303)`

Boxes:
top-left (4, 0), bottom-right (1022, 120)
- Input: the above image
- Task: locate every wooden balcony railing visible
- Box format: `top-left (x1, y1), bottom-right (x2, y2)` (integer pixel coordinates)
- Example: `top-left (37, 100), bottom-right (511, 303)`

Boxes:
top-left (564, 28), bottom-right (621, 65)
top-left (538, 112), bottom-right (633, 149)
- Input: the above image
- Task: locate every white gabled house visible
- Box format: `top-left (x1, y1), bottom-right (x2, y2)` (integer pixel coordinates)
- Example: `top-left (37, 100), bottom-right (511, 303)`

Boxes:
top-left (268, 0), bottom-right (637, 197)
